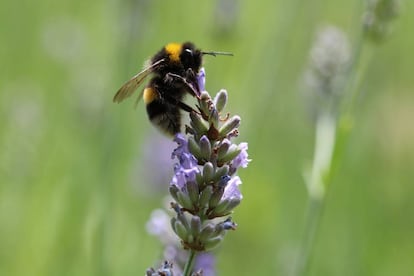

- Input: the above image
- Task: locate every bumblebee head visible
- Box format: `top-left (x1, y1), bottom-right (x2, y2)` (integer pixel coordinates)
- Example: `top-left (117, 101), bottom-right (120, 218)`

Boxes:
top-left (155, 42), bottom-right (232, 74)
top-left (156, 42), bottom-right (201, 74)
top-left (179, 42), bottom-right (202, 72)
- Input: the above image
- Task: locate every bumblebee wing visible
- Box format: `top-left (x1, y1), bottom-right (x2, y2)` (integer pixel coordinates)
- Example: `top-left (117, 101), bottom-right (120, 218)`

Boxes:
top-left (133, 88), bottom-right (146, 109)
top-left (113, 58), bottom-right (164, 103)
top-left (112, 70), bottom-right (151, 103)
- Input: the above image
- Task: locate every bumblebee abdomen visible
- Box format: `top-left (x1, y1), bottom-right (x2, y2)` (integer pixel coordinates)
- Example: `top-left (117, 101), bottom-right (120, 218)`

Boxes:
top-left (146, 99), bottom-right (181, 136)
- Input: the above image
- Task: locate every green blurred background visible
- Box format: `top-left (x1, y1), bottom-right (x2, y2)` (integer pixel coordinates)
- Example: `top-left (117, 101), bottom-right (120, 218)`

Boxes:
top-left (1, 0), bottom-right (413, 275)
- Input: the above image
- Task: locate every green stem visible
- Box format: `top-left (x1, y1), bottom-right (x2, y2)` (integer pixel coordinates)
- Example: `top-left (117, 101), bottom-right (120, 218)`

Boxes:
top-left (183, 250), bottom-right (197, 276)
top-left (293, 109), bottom-right (336, 276)
top-left (293, 197), bottom-right (325, 276)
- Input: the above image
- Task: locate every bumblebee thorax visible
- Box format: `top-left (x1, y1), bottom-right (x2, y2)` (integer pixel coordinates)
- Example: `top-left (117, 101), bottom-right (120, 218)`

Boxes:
top-left (165, 43), bottom-right (182, 63)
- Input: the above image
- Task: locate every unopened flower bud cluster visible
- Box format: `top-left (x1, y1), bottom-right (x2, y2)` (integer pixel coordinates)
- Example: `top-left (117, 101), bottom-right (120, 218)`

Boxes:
top-left (169, 70), bottom-right (249, 252)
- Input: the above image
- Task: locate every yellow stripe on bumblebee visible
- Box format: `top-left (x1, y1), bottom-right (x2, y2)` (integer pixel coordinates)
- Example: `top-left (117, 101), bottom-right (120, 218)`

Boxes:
top-left (165, 43), bottom-right (182, 62)
top-left (143, 87), bottom-right (158, 104)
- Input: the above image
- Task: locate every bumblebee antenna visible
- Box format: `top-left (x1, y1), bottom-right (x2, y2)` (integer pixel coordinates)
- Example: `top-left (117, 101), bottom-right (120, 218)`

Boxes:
top-left (201, 51), bottom-right (234, 57)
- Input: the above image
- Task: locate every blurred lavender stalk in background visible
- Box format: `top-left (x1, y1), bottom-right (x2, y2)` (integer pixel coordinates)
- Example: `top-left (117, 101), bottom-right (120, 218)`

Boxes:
top-left (294, 1), bottom-right (401, 275)
top-left (133, 132), bottom-right (175, 196)
top-left (302, 26), bottom-right (351, 200)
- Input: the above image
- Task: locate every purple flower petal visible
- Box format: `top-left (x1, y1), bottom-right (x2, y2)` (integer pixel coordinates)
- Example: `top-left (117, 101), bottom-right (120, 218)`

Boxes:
top-left (223, 176), bottom-right (242, 201)
top-left (194, 253), bottom-right (216, 276)
top-left (197, 67), bottom-right (206, 93)
top-left (231, 142), bottom-right (250, 169)
top-left (171, 133), bottom-right (200, 187)
top-left (171, 133), bottom-right (188, 159)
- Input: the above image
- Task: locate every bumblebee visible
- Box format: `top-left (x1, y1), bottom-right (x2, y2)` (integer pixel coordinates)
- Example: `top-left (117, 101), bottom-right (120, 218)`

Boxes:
top-left (113, 42), bottom-right (232, 135)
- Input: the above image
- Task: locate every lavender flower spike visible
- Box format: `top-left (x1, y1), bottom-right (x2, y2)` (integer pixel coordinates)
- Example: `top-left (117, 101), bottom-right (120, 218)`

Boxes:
top-left (148, 67), bottom-right (249, 276)
top-left (169, 68), bottom-right (249, 275)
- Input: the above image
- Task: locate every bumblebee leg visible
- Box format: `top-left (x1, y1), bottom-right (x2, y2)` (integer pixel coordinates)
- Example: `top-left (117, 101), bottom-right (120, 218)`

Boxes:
top-left (163, 94), bottom-right (198, 114)
top-left (165, 73), bottom-right (200, 98)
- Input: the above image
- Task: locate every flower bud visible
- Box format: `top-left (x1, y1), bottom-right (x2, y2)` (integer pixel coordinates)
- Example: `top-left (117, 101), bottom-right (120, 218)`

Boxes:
top-left (211, 198), bottom-right (231, 216)
top-left (186, 233), bottom-right (194, 244)
top-left (199, 185), bottom-right (214, 209)
top-left (171, 202), bottom-right (190, 228)
top-left (190, 215), bottom-right (202, 237)
top-left (211, 198), bottom-right (241, 217)
top-left (190, 111), bottom-right (208, 134)
top-left (209, 186), bottom-right (225, 209)
top-left (217, 144), bottom-right (241, 165)
top-left (218, 175), bottom-right (231, 187)
top-left (224, 198), bottom-right (241, 213)
top-left (202, 162), bottom-right (215, 183)
top-left (177, 190), bottom-right (193, 211)
top-left (196, 172), bottom-right (204, 186)
top-left (199, 92), bottom-right (211, 115)
top-left (199, 135), bottom-right (212, 160)
top-left (188, 136), bottom-right (202, 159)
top-left (217, 139), bottom-right (231, 159)
top-left (219, 115), bottom-right (240, 138)
top-left (186, 181), bottom-right (199, 206)
top-left (172, 218), bottom-right (188, 241)
top-left (215, 217), bottom-right (237, 234)
top-left (212, 165), bottom-right (229, 182)
top-left (209, 108), bottom-right (219, 129)
top-left (214, 89), bottom-right (228, 112)
top-left (169, 185), bottom-right (180, 203)
top-left (204, 236), bottom-right (224, 251)
top-left (199, 223), bottom-right (215, 241)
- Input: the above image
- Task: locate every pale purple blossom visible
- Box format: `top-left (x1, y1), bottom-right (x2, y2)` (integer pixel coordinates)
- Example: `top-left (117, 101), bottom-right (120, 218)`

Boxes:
top-left (194, 253), bottom-right (216, 276)
top-left (223, 176), bottom-right (242, 201)
top-left (171, 133), bottom-right (200, 188)
top-left (197, 68), bottom-right (206, 92)
top-left (146, 209), bottom-right (178, 245)
top-left (171, 133), bottom-right (189, 159)
top-left (231, 142), bottom-right (250, 170)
